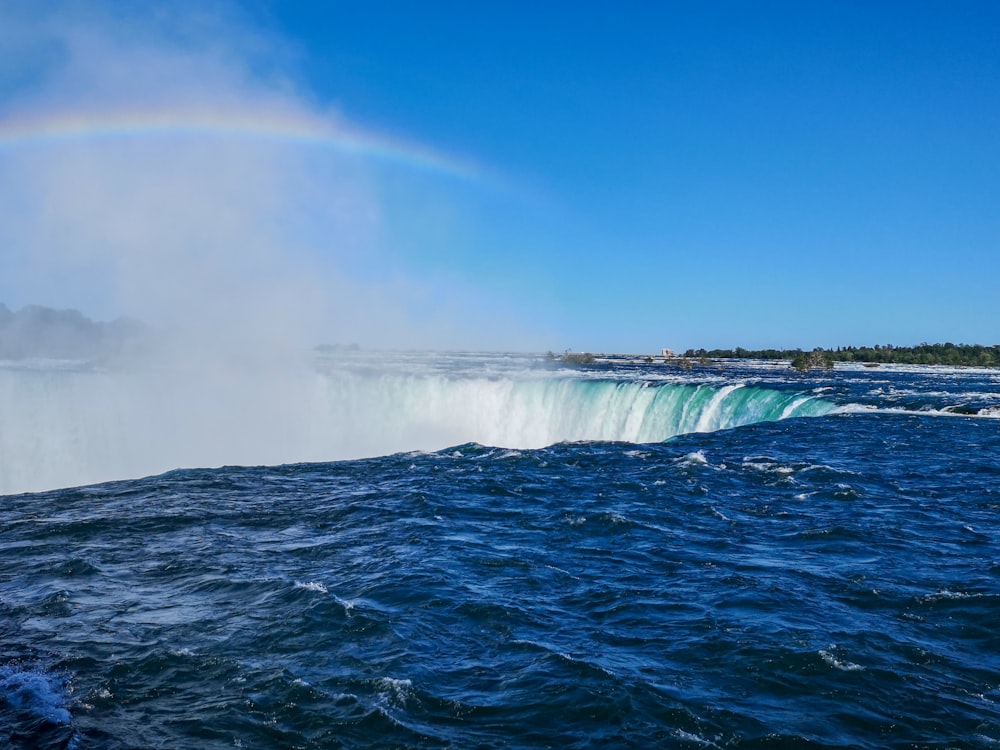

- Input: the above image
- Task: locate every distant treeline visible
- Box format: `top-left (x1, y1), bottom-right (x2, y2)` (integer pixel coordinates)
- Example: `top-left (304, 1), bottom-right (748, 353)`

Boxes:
top-left (682, 343), bottom-right (1000, 368)
top-left (0, 303), bottom-right (147, 360)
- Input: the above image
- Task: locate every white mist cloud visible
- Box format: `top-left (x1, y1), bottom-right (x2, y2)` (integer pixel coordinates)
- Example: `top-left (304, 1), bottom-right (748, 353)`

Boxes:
top-left (0, 1), bottom-right (537, 354)
top-left (0, 2), bottom-right (557, 493)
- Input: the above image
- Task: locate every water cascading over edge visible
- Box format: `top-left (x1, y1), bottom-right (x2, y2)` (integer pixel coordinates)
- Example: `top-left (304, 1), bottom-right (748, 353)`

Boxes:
top-left (0, 365), bottom-right (837, 494)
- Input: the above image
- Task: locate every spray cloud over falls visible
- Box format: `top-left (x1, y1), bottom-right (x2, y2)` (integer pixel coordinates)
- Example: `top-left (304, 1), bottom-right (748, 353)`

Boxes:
top-left (0, 3), bottom-right (577, 495)
top-left (0, 2), bottom-right (522, 354)
top-left (0, 3), bottom-right (568, 494)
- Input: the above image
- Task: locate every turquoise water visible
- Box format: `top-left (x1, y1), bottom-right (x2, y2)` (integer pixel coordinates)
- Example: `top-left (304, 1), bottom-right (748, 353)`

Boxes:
top-left (2, 358), bottom-right (998, 747)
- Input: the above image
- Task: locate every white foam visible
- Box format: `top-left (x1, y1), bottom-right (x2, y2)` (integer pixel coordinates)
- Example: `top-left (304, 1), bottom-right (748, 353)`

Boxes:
top-left (841, 403), bottom-right (1000, 420)
top-left (922, 589), bottom-right (980, 601)
top-left (673, 729), bottom-right (723, 747)
top-left (375, 677), bottom-right (412, 705)
top-left (779, 395), bottom-right (814, 419)
top-left (333, 595), bottom-right (356, 612)
top-left (742, 458), bottom-right (795, 475)
top-left (677, 450), bottom-right (708, 466)
top-left (294, 580), bottom-right (328, 594)
top-left (624, 449), bottom-right (651, 458)
top-left (799, 463), bottom-right (843, 474)
top-left (819, 649), bottom-right (864, 672)
top-left (544, 564), bottom-right (580, 580)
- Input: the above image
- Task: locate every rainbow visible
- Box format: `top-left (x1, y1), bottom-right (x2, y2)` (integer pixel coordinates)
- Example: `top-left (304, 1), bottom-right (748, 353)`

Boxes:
top-left (0, 107), bottom-right (482, 183)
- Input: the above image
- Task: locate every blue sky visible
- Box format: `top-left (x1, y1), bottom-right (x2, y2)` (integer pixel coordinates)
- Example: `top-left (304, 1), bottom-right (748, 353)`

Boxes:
top-left (1, 1), bottom-right (997, 352)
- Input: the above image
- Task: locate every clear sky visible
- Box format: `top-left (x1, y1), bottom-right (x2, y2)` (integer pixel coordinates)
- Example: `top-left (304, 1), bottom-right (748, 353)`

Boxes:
top-left (1, 1), bottom-right (997, 353)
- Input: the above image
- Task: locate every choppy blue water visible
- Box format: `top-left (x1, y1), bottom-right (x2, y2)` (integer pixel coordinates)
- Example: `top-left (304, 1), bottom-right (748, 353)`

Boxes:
top-left (2, 357), bottom-right (999, 748)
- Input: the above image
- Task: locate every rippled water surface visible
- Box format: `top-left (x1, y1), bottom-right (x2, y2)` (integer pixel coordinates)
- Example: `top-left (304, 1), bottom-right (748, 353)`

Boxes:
top-left (2, 360), bottom-right (999, 748)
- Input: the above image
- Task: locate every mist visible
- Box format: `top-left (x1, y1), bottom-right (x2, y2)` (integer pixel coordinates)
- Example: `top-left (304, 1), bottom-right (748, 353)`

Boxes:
top-left (0, 2), bottom-right (535, 356)
top-left (0, 3), bottom-right (556, 493)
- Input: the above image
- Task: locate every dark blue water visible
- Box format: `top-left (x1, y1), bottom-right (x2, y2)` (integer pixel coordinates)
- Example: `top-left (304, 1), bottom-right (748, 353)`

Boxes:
top-left (2, 362), bottom-right (999, 748)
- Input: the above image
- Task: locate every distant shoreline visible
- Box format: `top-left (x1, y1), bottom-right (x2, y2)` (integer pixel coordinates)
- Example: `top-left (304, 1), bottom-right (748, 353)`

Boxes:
top-left (555, 343), bottom-right (1000, 370)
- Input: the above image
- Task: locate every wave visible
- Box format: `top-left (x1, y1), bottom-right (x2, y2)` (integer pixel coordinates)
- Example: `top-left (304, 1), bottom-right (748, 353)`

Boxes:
top-left (0, 362), bottom-right (835, 495)
top-left (0, 664), bottom-right (76, 750)
top-left (838, 403), bottom-right (1000, 419)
